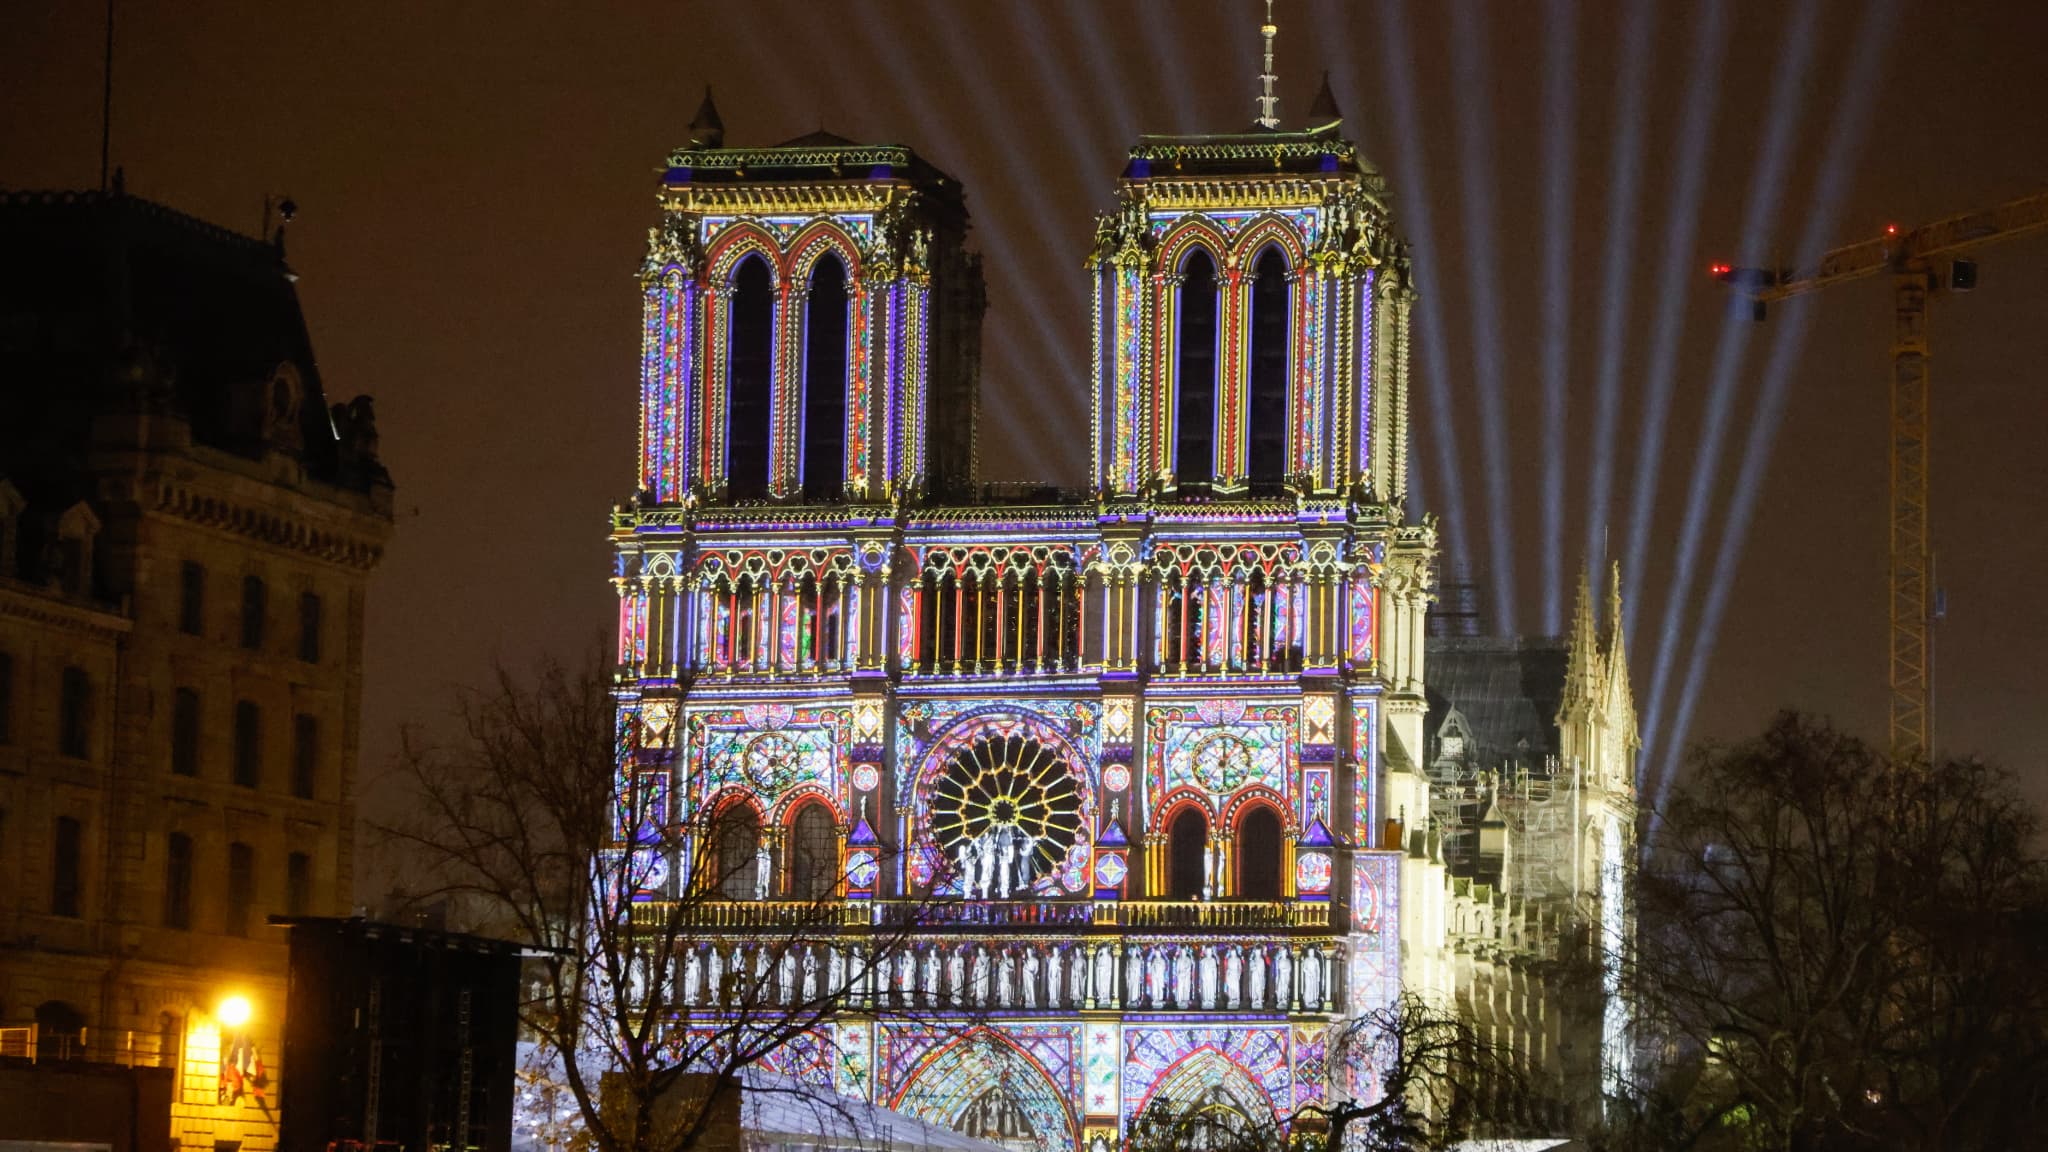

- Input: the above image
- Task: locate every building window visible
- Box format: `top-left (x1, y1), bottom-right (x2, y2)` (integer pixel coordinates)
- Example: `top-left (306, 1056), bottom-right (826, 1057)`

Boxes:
top-left (298, 591), bottom-right (322, 663)
top-left (165, 833), bottom-right (193, 930)
top-left (59, 666), bottom-right (90, 759)
top-left (1166, 806), bottom-right (1208, 901)
top-left (233, 701), bottom-right (261, 788)
top-left (1173, 248), bottom-right (1220, 486)
top-left (241, 575), bottom-right (266, 650)
top-left (292, 713), bottom-right (318, 799)
top-left (226, 841), bottom-right (254, 937)
top-left (788, 803), bottom-right (838, 900)
top-left (180, 562), bottom-right (206, 636)
top-left (0, 649), bottom-right (12, 745)
top-left (1237, 805), bottom-right (1284, 900)
top-left (801, 252), bottom-right (849, 501)
top-left (1246, 246), bottom-right (1291, 489)
top-left (172, 688), bottom-right (201, 777)
top-left (52, 816), bottom-right (82, 917)
top-left (715, 805), bottom-right (762, 901)
top-left (286, 851), bottom-right (311, 917)
top-left (726, 253), bottom-right (775, 501)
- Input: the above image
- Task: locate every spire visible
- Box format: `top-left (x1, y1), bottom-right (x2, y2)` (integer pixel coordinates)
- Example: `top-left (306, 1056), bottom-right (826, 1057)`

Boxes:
top-left (1255, 0), bottom-right (1280, 129)
top-left (1308, 70), bottom-right (1342, 128)
top-left (688, 85), bottom-right (724, 149)
top-left (1565, 564), bottom-right (1599, 699)
top-left (1606, 561), bottom-right (1637, 738)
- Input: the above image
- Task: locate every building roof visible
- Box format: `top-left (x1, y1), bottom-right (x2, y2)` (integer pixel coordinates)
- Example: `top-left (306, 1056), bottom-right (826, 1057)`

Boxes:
top-left (0, 187), bottom-right (375, 494)
top-left (1423, 635), bottom-right (1570, 773)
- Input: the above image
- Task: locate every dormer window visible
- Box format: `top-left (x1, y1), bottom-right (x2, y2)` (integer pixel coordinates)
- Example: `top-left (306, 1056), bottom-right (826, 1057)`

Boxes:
top-left (0, 478), bottom-right (23, 578)
top-left (52, 502), bottom-right (100, 598)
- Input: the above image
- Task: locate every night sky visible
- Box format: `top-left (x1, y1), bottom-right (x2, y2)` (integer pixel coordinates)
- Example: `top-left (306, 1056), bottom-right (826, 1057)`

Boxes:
top-left (7, 1), bottom-right (2048, 875)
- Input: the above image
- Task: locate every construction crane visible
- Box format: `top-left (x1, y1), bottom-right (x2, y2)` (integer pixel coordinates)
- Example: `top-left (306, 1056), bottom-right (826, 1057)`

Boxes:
top-left (1714, 188), bottom-right (2048, 762)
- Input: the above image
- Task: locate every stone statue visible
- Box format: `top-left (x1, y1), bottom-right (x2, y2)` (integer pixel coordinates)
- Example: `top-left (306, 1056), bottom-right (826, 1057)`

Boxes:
top-left (1022, 948), bottom-right (1041, 1008)
top-left (923, 947), bottom-right (941, 1006)
top-left (1249, 947), bottom-right (1266, 1008)
top-left (1302, 946), bottom-right (1323, 1010)
top-left (801, 948), bottom-right (819, 1004)
top-left (754, 846), bottom-right (771, 901)
top-left (1073, 946), bottom-right (1090, 1005)
top-left (1173, 946), bottom-right (1194, 1008)
top-left (1125, 947), bottom-right (1143, 1005)
top-left (1148, 947), bottom-right (1167, 1008)
top-left (683, 948), bottom-right (701, 1006)
top-left (947, 948), bottom-right (965, 1006)
top-left (1013, 831), bottom-right (1037, 892)
top-left (1199, 946), bottom-right (1218, 1009)
top-left (997, 949), bottom-right (1014, 1006)
top-left (707, 948), bottom-right (725, 1005)
top-left (972, 947), bottom-right (990, 1005)
top-left (955, 841), bottom-right (976, 895)
top-left (778, 950), bottom-right (796, 1004)
top-left (1224, 946), bottom-right (1243, 1009)
top-left (1097, 946), bottom-right (1115, 1006)
top-left (1276, 947), bottom-right (1294, 1008)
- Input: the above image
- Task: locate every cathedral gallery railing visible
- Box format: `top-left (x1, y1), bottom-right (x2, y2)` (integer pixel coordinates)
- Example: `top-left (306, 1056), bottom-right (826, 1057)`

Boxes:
top-left (632, 898), bottom-right (1328, 931)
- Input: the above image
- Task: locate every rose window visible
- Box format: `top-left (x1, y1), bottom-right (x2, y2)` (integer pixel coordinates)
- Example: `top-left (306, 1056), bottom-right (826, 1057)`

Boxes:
top-left (930, 733), bottom-right (1082, 897)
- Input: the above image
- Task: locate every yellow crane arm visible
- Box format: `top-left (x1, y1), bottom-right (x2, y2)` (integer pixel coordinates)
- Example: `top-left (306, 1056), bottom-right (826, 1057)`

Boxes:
top-left (1756, 187), bottom-right (2048, 302)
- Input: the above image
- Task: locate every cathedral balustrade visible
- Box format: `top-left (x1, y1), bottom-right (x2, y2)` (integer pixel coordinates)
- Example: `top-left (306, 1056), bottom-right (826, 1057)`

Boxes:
top-left (690, 548), bottom-right (860, 677)
top-left (638, 898), bottom-right (1331, 933)
top-left (664, 934), bottom-right (1343, 1016)
top-left (1109, 899), bottom-right (1325, 930)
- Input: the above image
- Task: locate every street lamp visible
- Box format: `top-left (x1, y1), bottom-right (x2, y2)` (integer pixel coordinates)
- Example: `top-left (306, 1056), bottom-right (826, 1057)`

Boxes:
top-left (217, 995), bottom-right (252, 1029)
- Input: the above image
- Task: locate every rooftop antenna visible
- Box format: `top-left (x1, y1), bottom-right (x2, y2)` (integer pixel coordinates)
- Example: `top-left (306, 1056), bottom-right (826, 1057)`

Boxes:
top-left (99, 0), bottom-right (114, 191)
top-left (1255, 0), bottom-right (1280, 129)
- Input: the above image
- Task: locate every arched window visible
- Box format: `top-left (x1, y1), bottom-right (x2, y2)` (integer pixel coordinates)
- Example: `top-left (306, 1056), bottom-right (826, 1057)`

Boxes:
top-left (787, 802), bottom-right (838, 900)
top-left (716, 804), bottom-right (762, 900)
top-left (1174, 249), bottom-right (1219, 486)
top-left (1167, 806), bottom-right (1209, 900)
top-left (1246, 247), bottom-right (1291, 489)
top-left (1237, 805), bottom-right (1284, 899)
top-left (726, 254), bottom-right (775, 500)
top-left (801, 253), bottom-right (849, 501)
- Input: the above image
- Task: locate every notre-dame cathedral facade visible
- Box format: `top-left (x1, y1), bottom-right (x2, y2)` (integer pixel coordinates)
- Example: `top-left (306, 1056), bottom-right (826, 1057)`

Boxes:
top-left (608, 84), bottom-right (1636, 1150)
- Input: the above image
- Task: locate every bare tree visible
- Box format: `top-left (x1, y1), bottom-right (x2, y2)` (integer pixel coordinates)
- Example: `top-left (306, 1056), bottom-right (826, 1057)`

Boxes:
top-left (1124, 992), bottom-right (1546, 1152)
top-left (378, 653), bottom-right (956, 1152)
top-left (1618, 712), bottom-right (2048, 1152)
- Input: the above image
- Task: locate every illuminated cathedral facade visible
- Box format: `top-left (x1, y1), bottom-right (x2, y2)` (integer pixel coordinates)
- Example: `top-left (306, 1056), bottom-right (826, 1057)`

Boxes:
top-left (608, 79), bottom-right (1635, 1149)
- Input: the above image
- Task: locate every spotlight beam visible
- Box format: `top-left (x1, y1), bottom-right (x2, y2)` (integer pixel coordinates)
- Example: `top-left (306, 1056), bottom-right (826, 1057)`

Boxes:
top-left (1619, 0), bottom-right (1731, 631)
top-left (1449, 0), bottom-right (1520, 635)
top-left (1538, 0), bottom-right (1578, 636)
top-left (1651, 0), bottom-right (1904, 807)
top-left (1582, 0), bottom-right (1658, 585)
top-left (1375, 0), bottom-right (1476, 583)
top-left (1638, 0), bottom-right (1823, 775)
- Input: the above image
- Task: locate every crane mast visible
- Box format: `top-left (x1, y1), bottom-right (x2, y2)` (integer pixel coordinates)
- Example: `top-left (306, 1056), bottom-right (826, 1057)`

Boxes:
top-left (1716, 187), bottom-right (2048, 763)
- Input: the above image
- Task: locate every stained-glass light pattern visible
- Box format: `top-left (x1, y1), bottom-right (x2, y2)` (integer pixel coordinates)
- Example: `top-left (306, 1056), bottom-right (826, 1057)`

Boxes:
top-left (930, 734), bottom-right (1082, 892)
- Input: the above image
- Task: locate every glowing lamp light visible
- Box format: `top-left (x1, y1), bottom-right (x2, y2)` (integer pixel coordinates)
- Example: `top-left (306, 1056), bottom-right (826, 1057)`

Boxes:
top-left (217, 995), bottom-right (253, 1029)
top-left (1884, 223), bottom-right (1899, 236)
top-left (1708, 262), bottom-right (1731, 279)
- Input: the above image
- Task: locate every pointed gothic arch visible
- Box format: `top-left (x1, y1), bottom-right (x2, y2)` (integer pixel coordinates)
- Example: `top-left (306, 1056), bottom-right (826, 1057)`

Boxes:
top-left (725, 253), bottom-right (776, 500)
top-left (1245, 244), bottom-right (1292, 490)
top-left (1132, 1047), bottom-right (1282, 1149)
top-left (1234, 800), bottom-right (1286, 900)
top-left (891, 1029), bottom-right (1079, 1152)
top-left (800, 251), bottom-right (849, 500)
top-left (784, 797), bottom-right (840, 900)
top-left (1172, 246), bottom-right (1221, 486)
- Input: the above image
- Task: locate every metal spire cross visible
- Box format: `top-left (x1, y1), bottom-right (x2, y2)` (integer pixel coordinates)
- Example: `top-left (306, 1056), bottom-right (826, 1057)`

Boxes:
top-left (1256, 0), bottom-right (1280, 129)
